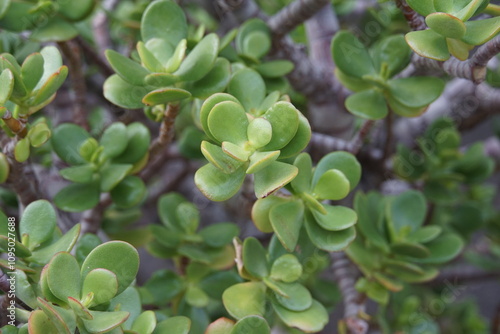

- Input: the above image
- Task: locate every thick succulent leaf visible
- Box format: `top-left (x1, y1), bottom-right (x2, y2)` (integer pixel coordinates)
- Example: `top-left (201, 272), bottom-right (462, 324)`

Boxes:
top-left (28, 310), bottom-right (58, 334)
top-left (21, 53), bottom-right (43, 92)
top-left (28, 224), bottom-right (81, 264)
top-left (271, 297), bottom-right (329, 333)
top-left (104, 75), bottom-right (149, 109)
top-left (112, 122), bottom-right (150, 164)
top-left (247, 150), bottom-right (279, 174)
top-left (313, 169), bottom-right (350, 200)
top-left (222, 282), bottom-right (266, 320)
top-left (81, 268), bottom-right (119, 307)
top-left (272, 281), bottom-right (312, 311)
top-left (353, 192), bottom-right (388, 251)
top-left (199, 223), bottom-right (240, 248)
top-left (0, 69), bottom-right (13, 104)
top-left (388, 77), bottom-right (444, 108)
top-left (82, 311), bottom-right (129, 333)
top-left (174, 33), bottom-right (219, 82)
top-left (331, 31), bottom-right (376, 78)
top-left (370, 35), bottom-right (411, 77)
top-left (0, 54), bottom-right (26, 99)
top-left (373, 272), bottom-right (404, 292)
top-left (408, 226), bottom-right (442, 243)
top-left (100, 123), bottom-right (128, 158)
top-left (254, 161), bottom-right (298, 198)
top-left (279, 112), bottom-right (311, 158)
top-left (20, 200), bottom-right (56, 250)
top-left (54, 182), bottom-right (100, 212)
top-left (106, 50), bottom-right (150, 86)
top-left (413, 234), bottom-right (464, 264)
top-left (201, 141), bottom-right (244, 174)
top-left (386, 190), bottom-right (427, 239)
top-left (385, 266), bottom-right (439, 283)
top-left (137, 41), bottom-right (163, 73)
top-left (32, 66), bottom-right (68, 106)
top-left (222, 141), bottom-right (251, 162)
top-left (270, 201), bottom-right (304, 251)
top-left (236, 19), bottom-right (270, 57)
top-left (195, 163), bottom-right (246, 201)
top-left (405, 30), bottom-right (450, 61)
top-left (390, 241), bottom-right (430, 258)
top-left (454, 0), bottom-right (487, 21)
top-left (251, 196), bottom-right (289, 233)
top-left (345, 89), bottom-right (388, 120)
top-left (131, 311), bottom-right (156, 334)
top-left (100, 164), bottom-right (133, 192)
top-left (312, 151), bottom-right (361, 191)
top-left (231, 316), bottom-right (270, 334)
top-left (256, 60), bottom-right (294, 78)
top-left (406, 0), bottom-right (435, 15)
top-left (142, 87), bottom-right (191, 106)
top-left (228, 68), bottom-right (266, 113)
top-left (141, 0), bottom-right (187, 45)
top-left (38, 298), bottom-right (77, 333)
top-left (58, 0), bottom-right (95, 21)
top-left (52, 123), bottom-right (90, 165)
top-left (247, 117), bottom-right (272, 149)
top-left (207, 100), bottom-right (249, 145)
top-left (111, 176), bottom-right (147, 208)
top-left (426, 13), bottom-right (466, 39)
top-left (270, 254), bottom-right (302, 283)
top-left (261, 102), bottom-right (299, 151)
top-left (291, 153), bottom-right (312, 194)
top-left (81, 241), bottom-right (139, 295)
top-left (311, 205), bottom-right (357, 231)
top-left (463, 17), bottom-right (500, 45)
top-left (0, 0), bottom-right (9, 18)
top-left (187, 58), bottom-right (231, 99)
top-left (155, 317), bottom-right (191, 334)
top-left (30, 18), bottom-right (79, 42)
top-left (200, 93), bottom-right (240, 142)
top-left (381, 259), bottom-right (425, 276)
top-left (145, 72), bottom-right (179, 87)
top-left (387, 95), bottom-right (428, 118)
top-left (447, 38), bottom-right (472, 61)
top-left (47, 252), bottom-right (81, 301)
top-left (305, 212), bottom-right (356, 252)
top-left (243, 237), bottom-right (269, 278)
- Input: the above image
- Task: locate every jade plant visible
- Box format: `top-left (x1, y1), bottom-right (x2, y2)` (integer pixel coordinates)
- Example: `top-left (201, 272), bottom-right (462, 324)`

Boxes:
top-left (222, 237), bottom-right (329, 333)
top-left (252, 152), bottom-right (360, 252)
top-left (0, 46), bottom-right (67, 162)
top-left (51, 122), bottom-right (149, 212)
top-left (332, 31), bottom-right (445, 119)
top-left (0, 0), bottom-right (97, 41)
top-left (346, 190), bottom-right (464, 304)
top-left (405, 0), bottom-right (500, 61)
top-left (194, 69), bottom-right (311, 201)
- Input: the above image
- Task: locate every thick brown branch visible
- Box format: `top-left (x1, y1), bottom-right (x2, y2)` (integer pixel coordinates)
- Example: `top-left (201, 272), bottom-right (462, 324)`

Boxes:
top-left (75, 37), bottom-right (114, 77)
top-left (395, 0), bottom-right (426, 31)
top-left (1, 110), bottom-right (27, 138)
top-left (80, 194), bottom-right (112, 235)
top-left (148, 104), bottom-right (180, 158)
top-left (57, 41), bottom-right (89, 130)
top-left (331, 252), bottom-right (368, 334)
top-left (268, 0), bottom-right (330, 37)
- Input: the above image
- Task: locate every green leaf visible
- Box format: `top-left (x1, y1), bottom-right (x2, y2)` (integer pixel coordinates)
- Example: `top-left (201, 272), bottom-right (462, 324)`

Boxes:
top-left (200, 93), bottom-right (240, 142)
top-left (251, 196), bottom-right (289, 233)
top-left (313, 169), bottom-right (350, 200)
top-left (207, 101), bottom-right (249, 145)
top-left (137, 41), bottom-right (163, 73)
top-left (82, 268), bottom-right (119, 307)
top-left (243, 237), bottom-right (269, 278)
top-left (82, 311), bottom-right (129, 333)
top-left (270, 201), bottom-right (304, 251)
top-left (103, 74), bottom-right (149, 109)
top-left (187, 57), bottom-right (231, 99)
top-left (332, 31), bottom-right (375, 78)
top-left (47, 252), bottom-right (81, 301)
top-left (14, 138), bottom-right (30, 163)
top-left (54, 182), bottom-right (100, 212)
top-left (272, 281), bottom-right (312, 312)
top-left (199, 223), bottom-right (240, 248)
top-left (371, 35), bottom-right (411, 77)
top-left (247, 150), bottom-right (279, 174)
top-left (113, 122), bottom-right (151, 164)
top-left (174, 33), bottom-right (219, 81)
top-left (28, 310), bottom-right (59, 334)
top-left (388, 77), bottom-right (444, 108)
top-left (131, 311), bottom-right (156, 334)
top-left (100, 123), bottom-right (128, 158)
top-left (186, 285), bottom-right (209, 308)
top-left (270, 254), bottom-right (302, 283)
top-left (21, 53), bottom-right (43, 92)
top-left (145, 72), bottom-right (179, 87)
top-left (305, 212), bottom-right (356, 252)
top-left (247, 117), bottom-right (272, 149)
top-left (276, 113), bottom-right (310, 157)
top-left (254, 161), bottom-right (298, 198)
top-left (155, 317), bottom-right (191, 334)
top-left (0, 69), bottom-right (13, 104)
top-left (222, 282), bottom-right (266, 320)
top-left (228, 68), bottom-right (266, 112)
top-left (176, 202), bottom-right (199, 234)
top-left (20, 200), bottom-right (56, 250)
top-left (68, 298), bottom-right (92, 320)
top-left (311, 205), bottom-right (357, 231)
top-left (386, 190), bottom-right (427, 239)
top-left (408, 226), bottom-right (442, 244)
top-left (405, 30), bottom-right (450, 61)
top-left (28, 224), bottom-right (81, 264)
top-left (106, 50), bottom-right (149, 86)
top-left (30, 18), bottom-right (78, 42)
top-left (38, 296), bottom-right (77, 333)
top-left (81, 241), bottom-right (139, 295)
top-left (142, 87), bottom-right (191, 106)
top-left (291, 153), bottom-right (312, 194)
top-left (111, 176), bottom-right (147, 208)
top-left (255, 60), bottom-right (294, 78)
top-left (164, 39), bottom-right (187, 73)
top-left (231, 316), bottom-right (270, 334)
top-left (353, 192), bottom-right (388, 251)
top-left (141, 0), bottom-right (187, 45)
top-left (414, 234), bottom-right (464, 264)
top-left (195, 163), bottom-right (246, 201)
top-left (312, 151), bottom-right (362, 191)
top-left (100, 164), bottom-right (133, 192)
top-left (52, 123), bottom-right (91, 165)
top-left (463, 16), bottom-right (500, 45)
top-left (405, 0), bottom-right (435, 16)
top-left (261, 102), bottom-right (300, 151)
top-left (57, 0), bottom-right (95, 21)
top-left (426, 13), bottom-right (466, 39)
top-left (271, 298), bottom-right (328, 333)
top-left (387, 95), bottom-right (428, 118)
top-left (27, 122), bottom-right (51, 148)
top-left (0, 0), bottom-right (10, 18)
top-left (345, 89), bottom-right (388, 120)
top-left (32, 65), bottom-right (68, 106)
top-left (206, 318), bottom-right (235, 334)
top-left (390, 241), bottom-right (430, 258)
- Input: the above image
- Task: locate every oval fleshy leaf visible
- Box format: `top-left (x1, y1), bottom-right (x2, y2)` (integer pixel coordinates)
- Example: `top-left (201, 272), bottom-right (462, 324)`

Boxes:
top-left (81, 268), bottom-right (119, 307)
top-left (207, 100), bottom-right (249, 145)
top-left (254, 161), bottom-right (298, 198)
top-left (405, 30), bottom-right (450, 61)
top-left (426, 13), bottom-right (466, 39)
top-left (20, 200), bottom-right (56, 250)
top-left (332, 31), bottom-right (376, 78)
top-left (270, 201), bottom-right (304, 252)
top-left (345, 89), bottom-right (388, 120)
top-left (311, 205), bottom-right (357, 231)
top-left (195, 163), bottom-right (246, 201)
top-left (222, 282), bottom-right (266, 320)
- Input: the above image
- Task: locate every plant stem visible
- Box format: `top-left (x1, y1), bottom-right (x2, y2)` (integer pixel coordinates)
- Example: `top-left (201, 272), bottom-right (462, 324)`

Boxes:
top-left (149, 104), bottom-right (181, 159)
top-left (80, 194), bottom-right (112, 235)
top-left (395, 0), bottom-right (426, 31)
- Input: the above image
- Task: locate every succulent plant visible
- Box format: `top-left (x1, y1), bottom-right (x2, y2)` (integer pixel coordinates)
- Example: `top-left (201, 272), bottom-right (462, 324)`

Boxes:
top-left (332, 31), bottom-right (445, 119)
